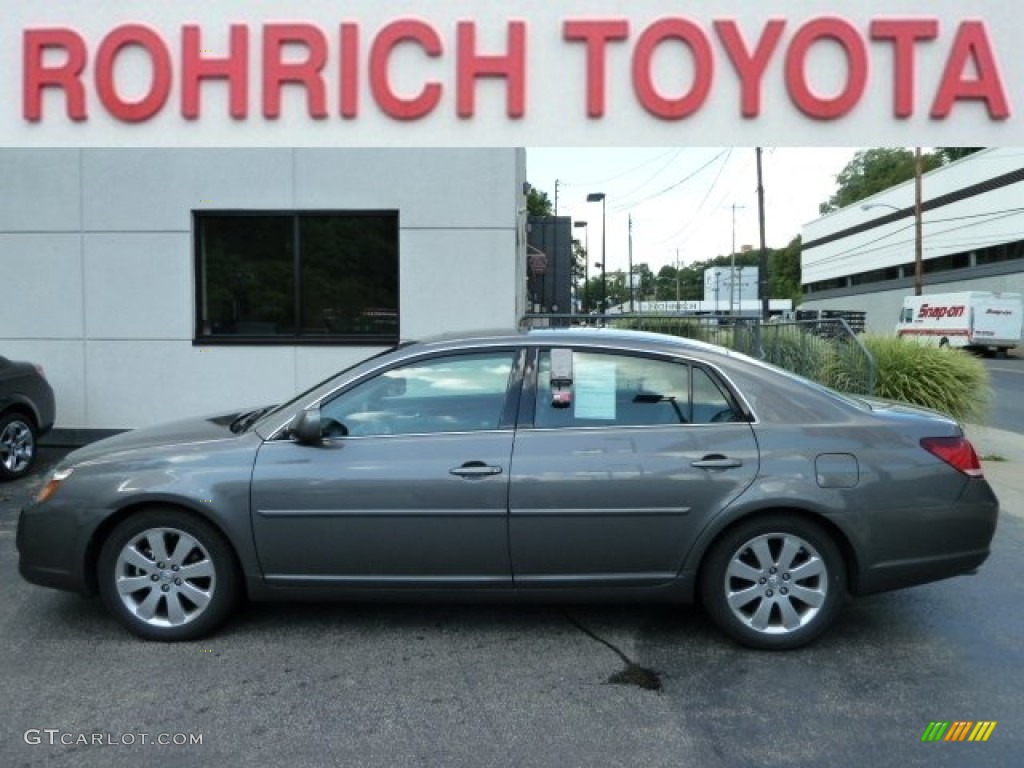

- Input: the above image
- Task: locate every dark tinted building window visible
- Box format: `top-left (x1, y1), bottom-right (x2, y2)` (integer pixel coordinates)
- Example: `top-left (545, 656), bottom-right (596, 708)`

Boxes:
top-left (195, 212), bottom-right (399, 343)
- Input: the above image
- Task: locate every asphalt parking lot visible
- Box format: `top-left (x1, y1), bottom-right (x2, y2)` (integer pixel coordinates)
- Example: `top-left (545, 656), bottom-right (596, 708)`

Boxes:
top-left (1, 444), bottom-right (1022, 768)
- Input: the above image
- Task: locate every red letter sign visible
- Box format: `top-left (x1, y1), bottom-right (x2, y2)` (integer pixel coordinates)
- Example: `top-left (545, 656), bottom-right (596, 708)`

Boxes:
top-left (23, 28), bottom-right (88, 121)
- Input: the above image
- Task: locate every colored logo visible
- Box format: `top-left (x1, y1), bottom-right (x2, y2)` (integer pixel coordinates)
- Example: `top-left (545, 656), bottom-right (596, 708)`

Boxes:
top-left (921, 721), bottom-right (997, 742)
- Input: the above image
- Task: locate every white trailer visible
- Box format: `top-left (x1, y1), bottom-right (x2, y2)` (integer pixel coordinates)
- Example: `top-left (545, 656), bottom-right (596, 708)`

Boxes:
top-left (896, 291), bottom-right (1023, 356)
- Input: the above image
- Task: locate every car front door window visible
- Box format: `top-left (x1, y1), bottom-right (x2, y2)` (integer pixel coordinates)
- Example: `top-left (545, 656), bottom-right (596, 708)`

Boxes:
top-left (322, 351), bottom-right (516, 437)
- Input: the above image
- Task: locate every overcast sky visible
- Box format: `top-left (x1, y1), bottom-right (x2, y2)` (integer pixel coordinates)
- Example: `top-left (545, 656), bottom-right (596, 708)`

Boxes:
top-left (526, 147), bottom-right (858, 275)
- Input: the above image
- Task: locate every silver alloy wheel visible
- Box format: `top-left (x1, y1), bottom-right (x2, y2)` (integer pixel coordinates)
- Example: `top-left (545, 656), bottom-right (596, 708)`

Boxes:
top-left (0, 418), bottom-right (34, 474)
top-left (723, 532), bottom-right (828, 635)
top-left (113, 527), bottom-right (217, 628)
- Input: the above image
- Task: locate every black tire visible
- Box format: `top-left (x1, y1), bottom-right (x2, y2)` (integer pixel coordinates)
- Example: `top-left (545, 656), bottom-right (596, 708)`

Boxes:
top-left (0, 412), bottom-right (38, 481)
top-left (700, 515), bottom-right (847, 651)
top-left (98, 508), bottom-right (240, 641)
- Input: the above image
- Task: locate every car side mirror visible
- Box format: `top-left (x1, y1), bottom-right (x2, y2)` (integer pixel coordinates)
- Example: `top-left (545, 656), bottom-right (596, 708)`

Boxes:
top-left (289, 408), bottom-right (323, 445)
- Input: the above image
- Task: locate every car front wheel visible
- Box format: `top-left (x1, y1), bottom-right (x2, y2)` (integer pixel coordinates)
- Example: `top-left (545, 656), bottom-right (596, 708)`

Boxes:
top-left (700, 515), bottom-right (846, 650)
top-left (98, 509), bottom-right (240, 641)
top-left (0, 413), bottom-right (37, 481)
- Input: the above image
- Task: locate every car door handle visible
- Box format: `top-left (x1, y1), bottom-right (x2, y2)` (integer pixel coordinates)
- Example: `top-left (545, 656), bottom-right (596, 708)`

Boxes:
top-left (691, 455), bottom-right (744, 470)
top-left (449, 462), bottom-right (504, 478)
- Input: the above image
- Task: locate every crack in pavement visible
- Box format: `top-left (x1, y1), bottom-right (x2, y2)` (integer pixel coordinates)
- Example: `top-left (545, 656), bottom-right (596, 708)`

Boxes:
top-left (564, 613), bottom-right (663, 692)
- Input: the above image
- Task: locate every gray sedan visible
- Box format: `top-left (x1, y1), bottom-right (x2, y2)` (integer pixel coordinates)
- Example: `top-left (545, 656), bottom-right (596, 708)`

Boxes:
top-left (17, 329), bottom-right (998, 650)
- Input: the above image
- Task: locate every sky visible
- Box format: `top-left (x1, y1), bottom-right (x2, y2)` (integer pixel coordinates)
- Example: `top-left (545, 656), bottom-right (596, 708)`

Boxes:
top-left (526, 147), bottom-right (858, 275)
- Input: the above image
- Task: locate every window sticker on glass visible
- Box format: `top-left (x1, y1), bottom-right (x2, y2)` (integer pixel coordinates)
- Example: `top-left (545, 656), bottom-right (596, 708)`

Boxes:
top-left (573, 357), bottom-right (617, 420)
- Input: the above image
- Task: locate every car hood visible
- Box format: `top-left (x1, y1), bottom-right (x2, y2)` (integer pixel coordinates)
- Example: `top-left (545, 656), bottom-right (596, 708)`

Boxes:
top-left (64, 410), bottom-right (258, 466)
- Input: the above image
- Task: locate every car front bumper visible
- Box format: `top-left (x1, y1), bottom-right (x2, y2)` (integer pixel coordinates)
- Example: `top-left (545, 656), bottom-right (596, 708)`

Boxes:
top-left (16, 499), bottom-right (106, 596)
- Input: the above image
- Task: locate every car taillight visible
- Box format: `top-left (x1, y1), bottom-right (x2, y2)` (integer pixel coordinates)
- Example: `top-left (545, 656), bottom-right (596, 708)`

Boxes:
top-left (920, 436), bottom-right (984, 478)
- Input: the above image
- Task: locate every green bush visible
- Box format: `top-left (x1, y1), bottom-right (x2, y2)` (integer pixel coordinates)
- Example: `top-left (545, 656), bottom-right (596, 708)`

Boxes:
top-left (833, 336), bottom-right (991, 423)
top-left (754, 327), bottom-right (832, 382)
top-left (610, 317), bottom-right (731, 346)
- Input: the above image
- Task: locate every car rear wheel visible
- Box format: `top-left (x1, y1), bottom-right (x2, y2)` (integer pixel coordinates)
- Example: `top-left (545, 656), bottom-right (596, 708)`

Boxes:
top-left (0, 413), bottom-right (37, 481)
top-left (98, 509), bottom-right (240, 641)
top-left (700, 515), bottom-right (846, 650)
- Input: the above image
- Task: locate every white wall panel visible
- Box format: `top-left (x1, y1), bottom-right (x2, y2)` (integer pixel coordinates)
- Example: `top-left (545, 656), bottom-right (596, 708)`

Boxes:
top-left (400, 229), bottom-right (518, 337)
top-left (85, 342), bottom-right (298, 429)
top-left (0, 150), bottom-right (80, 232)
top-left (83, 234), bottom-right (192, 339)
top-left (82, 149), bottom-right (294, 232)
top-left (0, 234), bottom-right (83, 338)
top-left (294, 148), bottom-right (517, 228)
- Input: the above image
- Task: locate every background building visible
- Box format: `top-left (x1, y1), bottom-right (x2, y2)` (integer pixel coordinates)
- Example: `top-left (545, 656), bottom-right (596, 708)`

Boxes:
top-left (1, 148), bottom-right (527, 436)
top-left (703, 266), bottom-right (760, 313)
top-left (526, 215), bottom-right (573, 314)
top-left (801, 148), bottom-right (1024, 334)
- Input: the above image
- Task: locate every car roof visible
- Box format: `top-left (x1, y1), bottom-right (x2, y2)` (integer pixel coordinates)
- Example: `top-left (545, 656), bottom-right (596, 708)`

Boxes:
top-left (411, 326), bottom-right (735, 360)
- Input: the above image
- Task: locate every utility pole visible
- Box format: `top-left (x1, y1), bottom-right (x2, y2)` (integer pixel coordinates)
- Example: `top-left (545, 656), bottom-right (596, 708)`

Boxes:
top-left (730, 203), bottom-right (745, 316)
top-left (756, 148), bottom-right (769, 321)
top-left (914, 148), bottom-right (923, 296)
top-left (628, 214), bottom-right (634, 313)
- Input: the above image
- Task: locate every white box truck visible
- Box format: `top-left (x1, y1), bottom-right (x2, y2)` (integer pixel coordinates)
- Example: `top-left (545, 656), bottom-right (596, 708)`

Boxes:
top-left (896, 291), bottom-right (1023, 356)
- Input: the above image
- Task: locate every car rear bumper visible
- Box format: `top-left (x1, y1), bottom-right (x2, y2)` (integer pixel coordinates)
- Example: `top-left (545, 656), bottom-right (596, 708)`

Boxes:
top-left (853, 478), bottom-right (998, 596)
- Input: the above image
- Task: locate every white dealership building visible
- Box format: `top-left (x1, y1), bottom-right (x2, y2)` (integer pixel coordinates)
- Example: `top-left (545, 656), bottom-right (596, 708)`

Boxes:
top-left (800, 148), bottom-right (1024, 334)
top-left (1, 148), bottom-right (528, 436)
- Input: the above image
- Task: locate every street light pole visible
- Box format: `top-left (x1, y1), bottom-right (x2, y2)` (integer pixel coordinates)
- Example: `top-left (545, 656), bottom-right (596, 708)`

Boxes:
top-left (587, 192), bottom-right (607, 315)
top-left (574, 221), bottom-right (588, 313)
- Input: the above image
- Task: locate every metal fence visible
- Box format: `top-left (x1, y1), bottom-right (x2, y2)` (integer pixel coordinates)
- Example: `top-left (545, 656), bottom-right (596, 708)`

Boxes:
top-left (520, 313), bottom-right (876, 397)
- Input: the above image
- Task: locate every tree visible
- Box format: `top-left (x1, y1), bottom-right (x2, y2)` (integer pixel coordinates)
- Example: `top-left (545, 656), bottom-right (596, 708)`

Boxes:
top-left (818, 148), bottom-right (943, 214)
top-left (935, 147), bottom-right (984, 164)
top-left (527, 186), bottom-right (552, 216)
top-left (571, 238), bottom-right (589, 310)
top-left (631, 263), bottom-right (655, 301)
top-left (768, 236), bottom-right (803, 304)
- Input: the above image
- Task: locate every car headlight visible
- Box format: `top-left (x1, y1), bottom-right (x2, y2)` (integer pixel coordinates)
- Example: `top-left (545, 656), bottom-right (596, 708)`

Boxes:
top-left (35, 467), bottom-right (74, 503)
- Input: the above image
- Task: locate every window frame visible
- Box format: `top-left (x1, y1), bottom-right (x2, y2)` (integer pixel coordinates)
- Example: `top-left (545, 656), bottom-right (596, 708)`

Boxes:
top-left (193, 209), bottom-right (400, 346)
top-left (519, 346), bottom-right (748, 430)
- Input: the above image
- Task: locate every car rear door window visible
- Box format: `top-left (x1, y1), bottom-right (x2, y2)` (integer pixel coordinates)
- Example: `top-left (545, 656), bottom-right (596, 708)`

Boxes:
top-left (534, 350), bottom-right (738, 428)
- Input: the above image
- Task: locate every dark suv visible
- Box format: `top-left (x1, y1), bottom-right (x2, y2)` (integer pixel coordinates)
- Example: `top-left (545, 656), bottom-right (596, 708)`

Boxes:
top-left (0, 356), bottom-right (55, 481)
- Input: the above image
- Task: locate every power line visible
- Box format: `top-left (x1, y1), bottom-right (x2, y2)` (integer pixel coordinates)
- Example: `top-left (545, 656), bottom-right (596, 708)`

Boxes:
top-left (609, 149), bottom-right (687, 206)
top-left (558, 148), bottom-right (684, 188)
top-left (609, 150), bottom-right (729, 212)
top-left (652, 149), bottom-right (733, 248)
